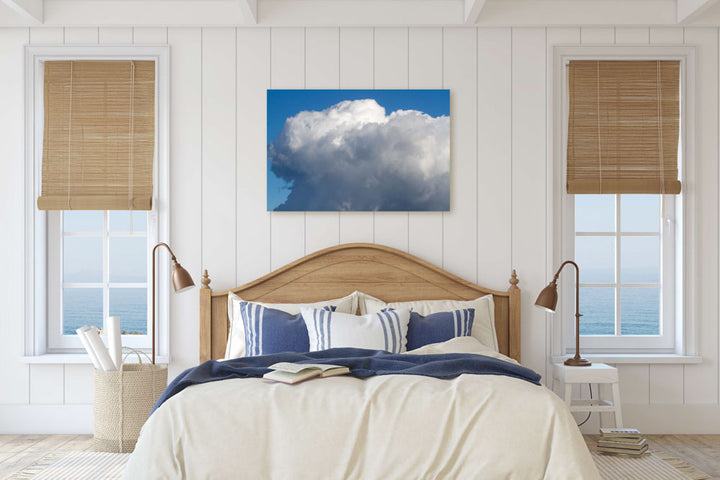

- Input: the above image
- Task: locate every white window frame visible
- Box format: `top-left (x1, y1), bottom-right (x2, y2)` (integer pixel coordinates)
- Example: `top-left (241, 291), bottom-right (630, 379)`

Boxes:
top-left (24, 45), bottom-right (170, 356)
top-left (567, 194), bottom-right (675, 351)
top-left (550, 45), bottom-right (697, 356)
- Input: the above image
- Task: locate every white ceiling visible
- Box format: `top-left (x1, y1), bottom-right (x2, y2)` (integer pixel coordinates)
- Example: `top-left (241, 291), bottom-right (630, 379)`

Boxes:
top-left (1, 0), bottom-right (720, 27)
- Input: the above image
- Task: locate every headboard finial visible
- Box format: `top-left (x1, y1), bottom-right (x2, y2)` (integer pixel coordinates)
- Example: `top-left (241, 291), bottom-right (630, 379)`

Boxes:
top-left (201, 269), bottom-right (211, 289)
top-left (509, 269), bottom-right (519, 289)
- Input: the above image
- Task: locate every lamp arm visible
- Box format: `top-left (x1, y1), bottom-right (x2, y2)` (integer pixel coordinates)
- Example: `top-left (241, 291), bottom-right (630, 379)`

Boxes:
top-left (553, 260), bottom-right (581, 320)
top-left (153, 242), bottom-right (177, 262)
top-left (151, 242), bottom-right (176, 365)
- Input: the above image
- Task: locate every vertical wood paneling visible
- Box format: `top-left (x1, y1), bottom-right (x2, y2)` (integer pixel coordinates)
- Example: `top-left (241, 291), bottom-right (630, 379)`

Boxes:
top-left (236, 28), bottom-right (272, 283)
top-left (443, 28), bottom-right (478, 282)
top-left (0, 28), bottom-right (30, 404)
top-left (132, 27), bottom-right (167, 44)
top-left (63, 365), bottom-right (94, 404)
top-left (511, 27), bottom-right (547, 379)
top-left (270, 28), bottom-right (306, 269)
top-left (684, 28), bottom-right (719, 404)
top-left (645, 27), bottom-right (685, 405)
top-left (338, 27), bottom-right (375, 244)
top-left (477, 27), bottom-right (512, 290)
top-left (98, 27), bottom-right (132, 44)
top-left (546, 26), bottom-right (581, 381)
top-left (29, 365), bottom-right (63, 405)
top-left (408, 27), bottom-right (444, 268)
top-left (27, 27), bottom-right (66, 407)
top-left (304, 27), bottom-right (341, 254)
top-left (64, 27), bottom-right (99, 44)
top-left (168, 27), bottom-right (202, 376)
top-left (373, 27), bottom-right (409, 252)
top-left (202, 28), bottom-right (237, 289)
top-left (5, 24), bottom-right (720, 432)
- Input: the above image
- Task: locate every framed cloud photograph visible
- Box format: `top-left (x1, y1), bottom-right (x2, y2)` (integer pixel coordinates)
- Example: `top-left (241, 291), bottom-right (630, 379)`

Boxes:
top-left (267, 89), bottom-right (450, 212)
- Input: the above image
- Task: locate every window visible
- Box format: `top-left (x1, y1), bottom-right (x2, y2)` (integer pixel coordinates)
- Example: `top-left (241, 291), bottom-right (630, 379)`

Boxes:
top-left (47, 210), bottom-right (153, 351)
top-left (568, 194), bottom-right (677, 351)
top-left (553, 45), bottom-right (695, 355)
top-left (24, 46), bottom-right (169, 357)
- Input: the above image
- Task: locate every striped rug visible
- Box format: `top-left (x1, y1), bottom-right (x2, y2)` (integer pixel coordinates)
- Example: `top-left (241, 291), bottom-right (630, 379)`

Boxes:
top-left (8, 451), bottom-right (130, 480)
top-left (592, 450), bottom-right (711, 480)
top-left (8, 448), bottom-right (712, 479)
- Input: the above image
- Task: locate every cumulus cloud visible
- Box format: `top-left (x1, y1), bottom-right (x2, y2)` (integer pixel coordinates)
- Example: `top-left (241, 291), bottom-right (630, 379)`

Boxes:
top-left (268, 99), bottom-right (450, 211)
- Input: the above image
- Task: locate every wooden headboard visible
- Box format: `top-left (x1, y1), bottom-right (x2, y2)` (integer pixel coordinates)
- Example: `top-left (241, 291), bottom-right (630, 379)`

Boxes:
top-left (199, 243), bottom-right (521, 363)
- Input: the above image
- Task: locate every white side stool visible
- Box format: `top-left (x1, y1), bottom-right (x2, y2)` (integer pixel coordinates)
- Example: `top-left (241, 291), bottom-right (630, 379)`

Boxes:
top-left (552, 362), bottom-right (623, 428)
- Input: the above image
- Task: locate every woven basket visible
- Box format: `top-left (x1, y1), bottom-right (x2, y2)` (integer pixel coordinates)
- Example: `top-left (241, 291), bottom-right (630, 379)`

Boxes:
top-left (93, 350), bottom-right (167, 453)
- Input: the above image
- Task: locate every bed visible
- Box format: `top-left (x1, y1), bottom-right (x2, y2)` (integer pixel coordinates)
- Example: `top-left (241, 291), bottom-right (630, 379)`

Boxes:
top-left (124, 243), bottom-right (599, 479)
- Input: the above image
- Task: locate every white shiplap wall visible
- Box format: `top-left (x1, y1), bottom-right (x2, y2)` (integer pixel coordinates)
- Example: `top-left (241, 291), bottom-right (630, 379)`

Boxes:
top-left (0, 25), bottom-right (719, 433)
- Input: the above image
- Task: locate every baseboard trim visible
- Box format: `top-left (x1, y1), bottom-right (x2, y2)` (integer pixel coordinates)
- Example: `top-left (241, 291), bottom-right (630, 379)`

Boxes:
top-left (0, 404), bottom-right (93, 434)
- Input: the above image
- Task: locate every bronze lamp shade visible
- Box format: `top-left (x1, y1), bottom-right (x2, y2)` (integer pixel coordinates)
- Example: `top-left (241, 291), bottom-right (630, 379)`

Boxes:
top-left (535, 260), bottom-right (591, 367)
top-left (534, 281), bottom-right (559, 313)
top-left (171, 261), bottom-right (195, 293)
top-left (152, 243), bottom-right (195, 364)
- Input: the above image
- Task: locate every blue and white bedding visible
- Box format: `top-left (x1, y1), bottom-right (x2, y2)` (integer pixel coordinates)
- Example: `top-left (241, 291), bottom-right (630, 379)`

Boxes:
top-left (125, 337), bottom-right (599, 479)
top-left (151, 346), bottom-right (541, 414)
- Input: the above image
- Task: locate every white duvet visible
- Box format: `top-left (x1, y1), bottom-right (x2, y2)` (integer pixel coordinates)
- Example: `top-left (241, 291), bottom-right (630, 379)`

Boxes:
top-left (124, 338), bottom-right (600, 479)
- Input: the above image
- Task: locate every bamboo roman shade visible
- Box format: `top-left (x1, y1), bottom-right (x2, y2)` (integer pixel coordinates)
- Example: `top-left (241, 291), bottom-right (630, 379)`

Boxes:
top-left (566, 60), bottom-right (681, 195)
top-left (37, 60), bottom-right (155, 210)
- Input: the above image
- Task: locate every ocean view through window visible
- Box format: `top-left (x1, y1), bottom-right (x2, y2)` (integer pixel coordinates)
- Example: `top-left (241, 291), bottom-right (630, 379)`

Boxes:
top-left (575, 194), bottom-right (663, 337)
top-left (62, 210), bottom-right (149, 336)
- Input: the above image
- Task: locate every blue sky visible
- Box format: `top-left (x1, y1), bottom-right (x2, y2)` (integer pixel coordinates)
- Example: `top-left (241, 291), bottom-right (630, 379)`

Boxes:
top-left (267, 89), bottom-right (450, 211)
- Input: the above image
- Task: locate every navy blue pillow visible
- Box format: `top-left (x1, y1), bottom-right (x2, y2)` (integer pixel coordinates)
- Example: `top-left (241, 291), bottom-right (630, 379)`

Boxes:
top-left (406, 308), bottom-right (475, 350)
top-left (240, 302), bottom-right (335, 356)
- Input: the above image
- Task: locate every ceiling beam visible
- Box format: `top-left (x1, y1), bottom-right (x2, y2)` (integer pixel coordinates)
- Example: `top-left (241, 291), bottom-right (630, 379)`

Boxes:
top-left (464, 0), bottom-right (487, 24)
top-left (0, 0), bottom-right (42, 23)
top-left (0, 0), bottom-right (678, 27)
top-left (677, 0), bottom-right (720, 23)
top-left (238, 0), bottom-right (257, 23)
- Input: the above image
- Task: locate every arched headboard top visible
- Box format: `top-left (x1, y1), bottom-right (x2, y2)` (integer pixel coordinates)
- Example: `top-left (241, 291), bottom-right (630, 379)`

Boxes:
top-left (200, 243), bottom-right (521, 362)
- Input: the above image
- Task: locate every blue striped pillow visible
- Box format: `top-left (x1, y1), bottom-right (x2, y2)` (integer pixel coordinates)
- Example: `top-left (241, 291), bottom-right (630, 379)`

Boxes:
top-left (406, 308), bottom-right (475, 350)
top-left (240, 302), bottom-right (335, 357)
top-left (301, 308), bottom-right (411, 353)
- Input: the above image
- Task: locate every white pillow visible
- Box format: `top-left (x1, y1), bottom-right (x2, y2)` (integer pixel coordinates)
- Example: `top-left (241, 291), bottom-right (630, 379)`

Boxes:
top-left (301, 308), bottom-right (411, 353)
top-left (358, 292), bottom-right (498, 352)
top-left (225, 291), bottom-right (358, 359)
top-left (405, 337), bottom-right (518, 365)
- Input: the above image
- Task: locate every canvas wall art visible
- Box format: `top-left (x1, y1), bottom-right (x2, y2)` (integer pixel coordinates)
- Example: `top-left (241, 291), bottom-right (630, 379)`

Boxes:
top-left (267, 89), bottom-right (450, 212)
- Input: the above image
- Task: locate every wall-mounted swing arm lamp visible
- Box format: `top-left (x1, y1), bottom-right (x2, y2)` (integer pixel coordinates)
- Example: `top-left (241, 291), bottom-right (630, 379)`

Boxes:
top-left (535, 260), bottom-right (591, 367)
top-left (152, 242), bottom-right (195, 364)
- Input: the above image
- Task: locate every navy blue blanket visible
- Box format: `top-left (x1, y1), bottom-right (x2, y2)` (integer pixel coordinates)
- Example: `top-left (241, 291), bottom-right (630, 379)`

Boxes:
top-left (153, 348), bottom-right (541, 414)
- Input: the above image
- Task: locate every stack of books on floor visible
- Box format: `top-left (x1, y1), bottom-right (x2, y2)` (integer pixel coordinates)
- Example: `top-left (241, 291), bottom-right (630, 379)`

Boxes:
top-left (597, 428), bottom-right (648, 456)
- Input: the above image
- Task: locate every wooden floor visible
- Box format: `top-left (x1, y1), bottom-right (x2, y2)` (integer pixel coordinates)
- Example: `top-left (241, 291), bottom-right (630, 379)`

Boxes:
top-left (0, 434), bottom-right (718, 479)
top-left (585, 435), bottom-right (720, 479)
top-left (0, 435), bottom-right (94, 480)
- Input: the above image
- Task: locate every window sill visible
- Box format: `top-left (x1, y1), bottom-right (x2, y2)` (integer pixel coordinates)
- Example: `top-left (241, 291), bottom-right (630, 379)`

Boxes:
top-left (551, 354), bottom-right (702, 365)
top-left (20, 354), bottom-right (170, 365)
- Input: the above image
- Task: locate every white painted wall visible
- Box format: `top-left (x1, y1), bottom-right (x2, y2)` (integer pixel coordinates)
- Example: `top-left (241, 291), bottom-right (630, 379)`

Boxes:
top-left (0, 25), bottom-right (719, 434)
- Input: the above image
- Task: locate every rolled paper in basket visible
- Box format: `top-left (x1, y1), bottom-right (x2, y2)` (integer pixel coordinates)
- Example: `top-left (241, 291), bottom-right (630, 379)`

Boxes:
top-left (107, 316), bottom-right (122, 370)
top-left (76, 326), bottom-right (102, 370)
top-left (79, 326), bottom-right (116, 371)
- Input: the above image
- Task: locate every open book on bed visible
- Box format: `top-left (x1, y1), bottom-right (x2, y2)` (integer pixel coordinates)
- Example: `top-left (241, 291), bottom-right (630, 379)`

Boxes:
top-left (263, 362), bottom-right (350, 385)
